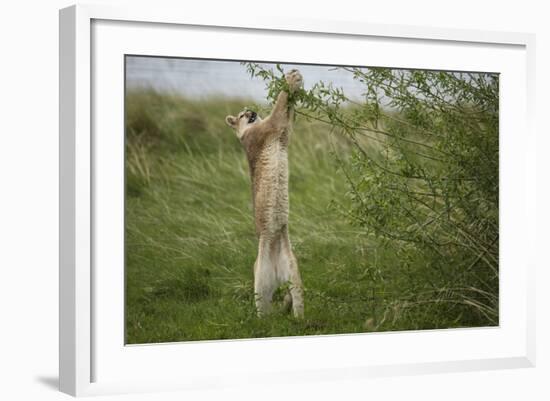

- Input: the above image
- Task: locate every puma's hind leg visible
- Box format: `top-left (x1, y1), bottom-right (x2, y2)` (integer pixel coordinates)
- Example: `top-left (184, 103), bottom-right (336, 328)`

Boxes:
top-left (288, 250), bottom-right (303, 318)
top-left (253, 238), bottom-right (276, 317)
top-left (278, 231), bottom-right (303, 318)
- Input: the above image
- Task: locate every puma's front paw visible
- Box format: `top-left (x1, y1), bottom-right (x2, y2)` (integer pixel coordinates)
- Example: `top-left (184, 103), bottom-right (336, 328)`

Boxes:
top-left (285, 69), bottom-right (303, 93)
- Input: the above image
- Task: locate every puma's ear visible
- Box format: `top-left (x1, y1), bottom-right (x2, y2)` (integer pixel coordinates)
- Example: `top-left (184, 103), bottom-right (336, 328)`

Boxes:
top-left (225, 115), bottom-right (237, 128)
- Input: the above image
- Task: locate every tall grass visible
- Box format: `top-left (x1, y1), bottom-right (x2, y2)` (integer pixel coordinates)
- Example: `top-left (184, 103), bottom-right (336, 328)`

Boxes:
top-left (125, 88), bottom-right (497, 344)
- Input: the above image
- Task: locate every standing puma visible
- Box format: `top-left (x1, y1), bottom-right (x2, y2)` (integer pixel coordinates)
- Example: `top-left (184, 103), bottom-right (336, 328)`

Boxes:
top-left (225, 69), bottom-right (304, 318)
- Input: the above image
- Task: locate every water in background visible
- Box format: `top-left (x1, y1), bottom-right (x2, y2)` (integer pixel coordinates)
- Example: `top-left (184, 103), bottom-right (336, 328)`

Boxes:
top-left (126, 56), bottom-right (369, 102)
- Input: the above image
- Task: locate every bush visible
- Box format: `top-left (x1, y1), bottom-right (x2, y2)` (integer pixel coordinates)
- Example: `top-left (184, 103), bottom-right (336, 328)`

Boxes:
top-left (246, 63), bottom-right (499, 326)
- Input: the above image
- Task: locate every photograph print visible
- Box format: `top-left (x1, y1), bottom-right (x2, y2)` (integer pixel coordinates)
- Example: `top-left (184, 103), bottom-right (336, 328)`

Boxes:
top-left (124, 56), bottom-right (499, 344)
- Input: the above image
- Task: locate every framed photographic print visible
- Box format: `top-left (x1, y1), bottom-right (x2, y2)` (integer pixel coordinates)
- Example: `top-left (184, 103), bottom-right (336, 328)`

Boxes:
top-left (59, 4), bottom-right (536, 396)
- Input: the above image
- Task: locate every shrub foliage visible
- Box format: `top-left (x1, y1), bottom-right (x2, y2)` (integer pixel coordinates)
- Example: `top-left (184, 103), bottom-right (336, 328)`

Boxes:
top-left (246, 63), bottom-right (499, 325)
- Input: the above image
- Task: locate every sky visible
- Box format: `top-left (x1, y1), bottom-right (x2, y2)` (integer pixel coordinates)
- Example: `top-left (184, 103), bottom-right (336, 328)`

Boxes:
top-left (125, 56), bottom-right (371, 102)
top-left (125, 56), bottom-right (497, 108)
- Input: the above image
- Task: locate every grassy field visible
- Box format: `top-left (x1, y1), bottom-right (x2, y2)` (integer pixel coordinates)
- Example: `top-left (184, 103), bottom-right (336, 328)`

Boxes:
top-left (125, 89), bottom-right (495, 344)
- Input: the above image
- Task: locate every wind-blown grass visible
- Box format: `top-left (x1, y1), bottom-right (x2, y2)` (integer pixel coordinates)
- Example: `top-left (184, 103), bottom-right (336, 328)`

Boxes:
top-left (125, 88), bottom-right (497, 344)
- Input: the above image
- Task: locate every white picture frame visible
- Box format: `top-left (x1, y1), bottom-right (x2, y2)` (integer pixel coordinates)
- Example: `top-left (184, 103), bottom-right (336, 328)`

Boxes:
top-left (59, 3), bottom-right (536, 397)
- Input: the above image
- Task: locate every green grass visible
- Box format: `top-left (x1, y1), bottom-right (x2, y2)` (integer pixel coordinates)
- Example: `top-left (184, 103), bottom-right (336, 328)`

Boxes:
top-left (125, 89), bottom-right (496, 344)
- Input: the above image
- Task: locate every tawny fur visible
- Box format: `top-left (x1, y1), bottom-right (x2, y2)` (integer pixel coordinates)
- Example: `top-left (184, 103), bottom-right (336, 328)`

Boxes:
top-left (225, 69), bottom-right (304, 318)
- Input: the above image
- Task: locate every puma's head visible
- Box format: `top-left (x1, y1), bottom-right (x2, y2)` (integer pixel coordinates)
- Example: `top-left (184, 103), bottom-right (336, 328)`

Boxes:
top-left (225, 109), bottom-right (262, 140)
